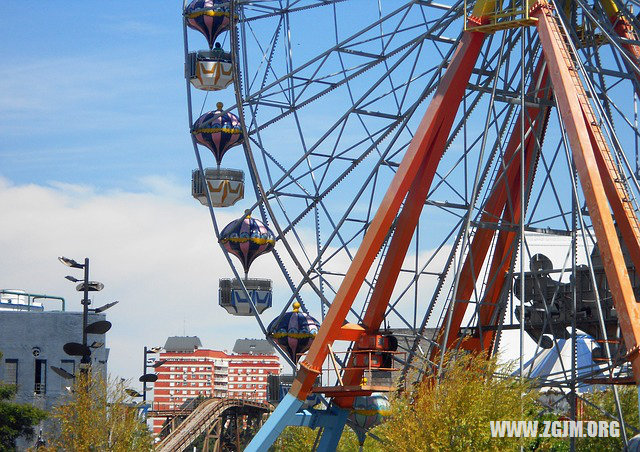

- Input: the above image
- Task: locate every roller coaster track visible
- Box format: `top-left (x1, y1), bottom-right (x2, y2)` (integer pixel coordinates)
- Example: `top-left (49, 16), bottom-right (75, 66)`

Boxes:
top-left (155, 398), bottom-right (272, 452)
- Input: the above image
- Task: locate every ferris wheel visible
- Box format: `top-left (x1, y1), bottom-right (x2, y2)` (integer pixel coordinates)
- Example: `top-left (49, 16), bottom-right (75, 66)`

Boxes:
top-left (182, 0), bottom-right (640, 449)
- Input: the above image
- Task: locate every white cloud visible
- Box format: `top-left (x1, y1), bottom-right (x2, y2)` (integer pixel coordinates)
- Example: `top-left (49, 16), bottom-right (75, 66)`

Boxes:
top-left (1, 176), bottom-right (587, 384)
top-left (0, 177), bottom-right (289, 381)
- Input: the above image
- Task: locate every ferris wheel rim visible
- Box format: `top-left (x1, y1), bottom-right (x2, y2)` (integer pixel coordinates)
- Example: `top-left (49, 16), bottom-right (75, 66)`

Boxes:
top-left (184, 2), bottom-right (640, 429)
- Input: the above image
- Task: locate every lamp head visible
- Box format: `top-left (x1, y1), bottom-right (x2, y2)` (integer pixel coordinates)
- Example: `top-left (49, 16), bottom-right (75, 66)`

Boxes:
top-left (58, 256), bottom-right (84, 269)
top-left (51, 366), bottom-right (75, 380)
top-left (76, 281), bottom-right (104, 292)
top-left (92, 301), bottom-right (119, 313)
top-left (125, 388), bottom-right (143, 398)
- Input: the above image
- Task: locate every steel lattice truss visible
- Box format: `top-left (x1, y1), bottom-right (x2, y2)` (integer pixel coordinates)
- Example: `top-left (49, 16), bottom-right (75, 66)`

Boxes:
top-left (183, 0), bottom-right (640, 447)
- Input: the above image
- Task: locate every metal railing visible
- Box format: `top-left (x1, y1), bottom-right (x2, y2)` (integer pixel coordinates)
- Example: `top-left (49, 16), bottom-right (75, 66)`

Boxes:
top-left (0, 290), bottom-right (66, 311)
top-left (34, 383), bottom-right (46, 395)
top-left (464, 0), bottom-right (538, 31)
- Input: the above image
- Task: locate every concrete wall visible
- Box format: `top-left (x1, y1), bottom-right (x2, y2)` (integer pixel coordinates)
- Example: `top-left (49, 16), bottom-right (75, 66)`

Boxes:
top-left (0, 310), bottom-right (109, 449)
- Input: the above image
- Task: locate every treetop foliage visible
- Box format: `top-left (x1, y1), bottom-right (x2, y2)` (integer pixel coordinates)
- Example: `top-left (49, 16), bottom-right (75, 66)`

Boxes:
top-left (0, 351), bottom-right (47, 451)
top-left (40, 369), bottom-right (154, 452)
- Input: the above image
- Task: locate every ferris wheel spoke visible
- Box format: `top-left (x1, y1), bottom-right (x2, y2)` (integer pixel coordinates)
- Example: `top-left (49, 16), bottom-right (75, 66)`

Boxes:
top-left (428, 96), bottom-right (514, 203)
top-left (574, 0), bottom-right (640, 77)
top-left (238, 0), bottom-right (349, 22)
top-left (541, 144), bottom-right (576, 229)
top-left (385, 217), bottom-right (464, 320)
top-left (239, 1), bottom-right (418, 105)
top-left (244, 18), bottom-right (284, 101)
top-left (247, 41), bottom-right (465, 237)
top-left (245, 29), bottom-right (463, 202)
top-left (247, 35), bottom-right (444, 133)
top-left (240, 4), bottom-right (463, 131)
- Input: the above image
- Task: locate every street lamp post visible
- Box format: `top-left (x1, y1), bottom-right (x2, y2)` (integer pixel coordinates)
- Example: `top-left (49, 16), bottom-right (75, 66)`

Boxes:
top-left (57, 256), bottom-right (116, 376)
top-left (139, 347), bottom-right (163, 403)
top-left (81, 258), bottom-right (89, 367)
top-left (143, 346), bottom-right (149, 403)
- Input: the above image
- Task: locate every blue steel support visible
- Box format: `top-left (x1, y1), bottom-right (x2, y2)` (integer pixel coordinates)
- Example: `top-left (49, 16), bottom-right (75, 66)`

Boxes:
top-left (316, 407), bottom-right (348, 452)
top-left (245, 393), bottom-right (303, 451)
top-left (246, 394), bottom-right (351, 451)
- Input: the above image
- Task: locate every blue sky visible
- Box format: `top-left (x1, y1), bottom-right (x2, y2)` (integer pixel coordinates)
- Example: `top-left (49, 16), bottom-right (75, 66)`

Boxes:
top-left (0, 2), bottom-right (268, 383)
top-left (0, 2), bottom-right (190, 191)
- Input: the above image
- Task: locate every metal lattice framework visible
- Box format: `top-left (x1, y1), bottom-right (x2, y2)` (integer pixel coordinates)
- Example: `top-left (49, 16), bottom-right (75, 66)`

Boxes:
top-left (155, 398), bottom-right (270, 452)
top-left (182, 0), bottom-right (640, 449)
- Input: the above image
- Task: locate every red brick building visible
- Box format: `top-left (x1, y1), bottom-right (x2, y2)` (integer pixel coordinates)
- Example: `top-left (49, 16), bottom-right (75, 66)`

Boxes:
top-left (151, 337), bottom-right (279, 434)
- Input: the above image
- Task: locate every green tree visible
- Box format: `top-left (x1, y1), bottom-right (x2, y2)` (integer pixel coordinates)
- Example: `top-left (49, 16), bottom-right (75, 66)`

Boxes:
top-left (273, 423), bottom-right (365, 452)
top-left (42, 369), bottom-right (153, 452)
top-left (373, 353), bottom-right (539, 451)
top-left (273, 353), bottom-right (540, 451)
top-left (0, 352), bottom-right (47, 451)
top-left (574, 385), bottom-right (638, 451)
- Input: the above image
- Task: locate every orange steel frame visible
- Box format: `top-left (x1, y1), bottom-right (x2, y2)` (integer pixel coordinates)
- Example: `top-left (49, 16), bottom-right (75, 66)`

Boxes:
top-left (290, 29), bottom-right (487, 403)
top-left (284, 0), bottom-right (640, 414)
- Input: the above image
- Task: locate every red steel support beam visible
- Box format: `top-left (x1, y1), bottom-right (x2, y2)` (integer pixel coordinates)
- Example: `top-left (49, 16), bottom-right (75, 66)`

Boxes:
top-left (431, 59), bottom-right (551, 357)
top-left (289, 30), bottom-right (486, 401)
top-left (467, 72), bottom-right (553, 353)
top-left (459, 126), bottom-right (542, 353)
top-left (534, 1), bottom-right (640, 383)
top-left (336, 116), bottom-right (458, 397)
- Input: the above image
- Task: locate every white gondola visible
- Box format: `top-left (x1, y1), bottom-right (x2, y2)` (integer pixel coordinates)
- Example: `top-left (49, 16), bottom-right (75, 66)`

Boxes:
top-left (218, 278), bottom-right (272, 316)
top-left (186, 47), bottom-right (233, 91)
top-left (192, 168), bottom-right (244, 207)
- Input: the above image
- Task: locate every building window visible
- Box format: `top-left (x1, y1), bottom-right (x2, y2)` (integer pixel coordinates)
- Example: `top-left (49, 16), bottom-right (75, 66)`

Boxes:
top-left (3, 359), bottom-right (18, 385)
top-left (34, 359), bottom-right (46, 394)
